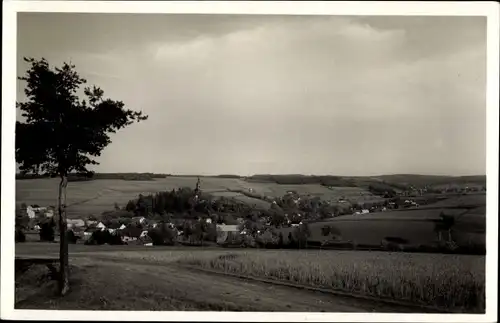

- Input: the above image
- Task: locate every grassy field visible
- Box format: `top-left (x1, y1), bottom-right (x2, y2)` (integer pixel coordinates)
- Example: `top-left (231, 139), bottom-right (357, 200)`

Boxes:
top-left (303, 208), bottom-right (485, 246)
top-left (15, 243), bottom-right (485, 312)
top-left (16, 177), bottom-right (377, 218)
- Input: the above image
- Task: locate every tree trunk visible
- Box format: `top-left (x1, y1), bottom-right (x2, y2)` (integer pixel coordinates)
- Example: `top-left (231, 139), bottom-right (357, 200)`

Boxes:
top-left (58, 175), bottom-right (70, 295)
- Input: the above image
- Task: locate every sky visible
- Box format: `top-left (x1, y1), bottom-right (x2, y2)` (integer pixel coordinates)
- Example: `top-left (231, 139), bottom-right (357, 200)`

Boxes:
top-left (16, 14), bottom-right (487, 176)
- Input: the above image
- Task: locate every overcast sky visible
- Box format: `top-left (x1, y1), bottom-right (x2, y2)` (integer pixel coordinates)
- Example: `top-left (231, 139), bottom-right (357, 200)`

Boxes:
top-left (16, 14), bottom-right (486, 176)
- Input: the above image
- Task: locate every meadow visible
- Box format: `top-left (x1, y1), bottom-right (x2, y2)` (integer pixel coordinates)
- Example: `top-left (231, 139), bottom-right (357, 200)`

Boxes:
top-left (16, 177), bottom-right (378, 218)
top-left (302, 206), bottom-right (486, 248)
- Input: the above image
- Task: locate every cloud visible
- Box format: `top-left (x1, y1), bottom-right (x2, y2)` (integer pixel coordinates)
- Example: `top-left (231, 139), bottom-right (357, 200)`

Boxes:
top-left (16, 15), bottom-right (486, 175)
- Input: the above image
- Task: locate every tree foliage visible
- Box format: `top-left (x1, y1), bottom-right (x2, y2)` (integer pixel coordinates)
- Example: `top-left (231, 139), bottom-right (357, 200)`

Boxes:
top-left (39, 219), bottom-right (55, 242)
top-left (16, 57), bottom-right (148, 177)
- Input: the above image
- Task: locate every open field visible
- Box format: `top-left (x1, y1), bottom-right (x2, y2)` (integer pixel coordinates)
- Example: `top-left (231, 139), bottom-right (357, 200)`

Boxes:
top-left (291, 193), bottom-right (486, 249)
top-left (15, 243), bottom-right (484, 312)
top-left (310, 209), bottom-right (485, 243)
top-left (16, 177), bottom-right (378, 218)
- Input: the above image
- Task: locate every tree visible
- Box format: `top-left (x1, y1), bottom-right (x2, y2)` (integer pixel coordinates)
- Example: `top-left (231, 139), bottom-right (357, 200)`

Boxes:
top-left (125, 200), bottom-right (137, 213)
top-left (15, 57), bottom-right (147, 295)
top-left (67, 230), bottom-right (78, 244)
top-left (278, 232), bottom-right (284, 248)
top-left (39, 219), bottom-right (55, 242)
top-left (321, 225), bottom-right (331, 237)
top-left (296, 223), bottom-right (311, 249)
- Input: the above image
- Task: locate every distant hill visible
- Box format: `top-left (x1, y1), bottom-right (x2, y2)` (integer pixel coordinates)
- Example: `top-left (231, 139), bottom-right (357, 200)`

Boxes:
top-left (374, 174), bottom-right (486, 188)
top-left (16, 172), bottom-right (170, 181)
top-left (246, 174), bottom-right (485, 187)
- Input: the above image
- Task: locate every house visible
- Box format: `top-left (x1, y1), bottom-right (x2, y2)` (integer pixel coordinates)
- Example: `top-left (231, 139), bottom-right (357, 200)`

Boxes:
top-left (216, 224), bottom-right (240, 244)
top-left (131, 216), bottom-right (147, 225)
top-left (27, 205), bottom-right (50, 219)
top-left (140, 230), bottom-right (149, 239)
top-left (119, 224), bottom-right (126, 230)
top-left (67, 219), bottom-right (85, 229)
top-left (96, 222), bottom-right (106, 230)
top-left (27, 205), bottom-right (46, 218)
top-left (86, 220), bottom-right (97, 227)
top-left (107, 222), bottom-right (122, 234)
top-left (361, 209), bottom-right (370, 214)
top-left (83, 226), bottom-right (98, 240)
top-left (121, 226), bottom-right (142, 243)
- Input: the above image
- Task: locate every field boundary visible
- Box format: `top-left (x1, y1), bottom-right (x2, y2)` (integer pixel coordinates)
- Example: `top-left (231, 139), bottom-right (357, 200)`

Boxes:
top-left (175, 264), bottom-right (467, 314)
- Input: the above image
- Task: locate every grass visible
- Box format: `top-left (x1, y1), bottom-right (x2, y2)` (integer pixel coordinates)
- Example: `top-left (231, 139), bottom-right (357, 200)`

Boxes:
top-left (15, 244), bottom-right (486, 312)
top-left (177, 249), bottom-right (485, 313)
top-left (16, 177), bottom-right (377, 218)
top-left (303, 206), bottom-right (486, 247)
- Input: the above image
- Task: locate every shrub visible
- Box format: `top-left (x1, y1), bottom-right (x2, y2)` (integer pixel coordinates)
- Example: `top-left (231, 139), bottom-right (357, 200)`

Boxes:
top-left (39, 220), bottom-right (55, 242)
top-left (86, 229), bottom-right (123, 245)
top-left (15, 229), bottom-right (26, 243)
top-left (148, 225), bottom-right (176, 246)
top-left (67, 230), bottom-right (78, 244)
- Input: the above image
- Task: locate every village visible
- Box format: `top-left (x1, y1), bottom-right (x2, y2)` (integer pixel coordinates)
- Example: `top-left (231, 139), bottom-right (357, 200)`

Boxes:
top-left (16, 176), bottom-right (474, 248)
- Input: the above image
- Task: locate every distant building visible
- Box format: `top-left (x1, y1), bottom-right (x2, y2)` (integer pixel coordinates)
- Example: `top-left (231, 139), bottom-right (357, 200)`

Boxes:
top-left (26, 205), bottom-right (53, 219)
top-left (216, 224), bottom-right (240, 244)
top-left (67, 219), bottom-right (85, 229)
top-left (131, 216), bottom-right (147, 225)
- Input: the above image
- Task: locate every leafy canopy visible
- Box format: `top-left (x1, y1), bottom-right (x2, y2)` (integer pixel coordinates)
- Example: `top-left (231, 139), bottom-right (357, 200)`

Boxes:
top-left (16, 57), bottom-right (148, 176)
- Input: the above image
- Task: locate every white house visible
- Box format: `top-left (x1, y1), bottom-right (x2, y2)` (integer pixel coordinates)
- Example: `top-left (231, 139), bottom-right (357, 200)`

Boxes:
top-left (86, 220), bottom-right (97, 226)
top-left (119, 224), bottom-right (126, 230)
top-left (26, 205), bottom-right (48, 219)
top-left (216, 224), bottom-right (239, 232)
top-left (361, 209), bottom-right (370, 214)
top-left (206, 218), bottom-right (212, 224)
top-left (67, 219), bottom-right (85, 229)
top-left (140, 230), bottom-right (149, 238)
top-left (96, 222), bottom-right (106, 230)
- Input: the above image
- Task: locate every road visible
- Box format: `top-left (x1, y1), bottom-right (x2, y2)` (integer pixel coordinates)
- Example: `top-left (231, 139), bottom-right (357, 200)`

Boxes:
top-left (15, 243), bottom-right (422, 312)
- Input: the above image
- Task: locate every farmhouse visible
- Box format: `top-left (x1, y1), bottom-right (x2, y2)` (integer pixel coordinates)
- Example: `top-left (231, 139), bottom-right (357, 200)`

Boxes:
top-left (121, 226), bottom-right (142, 243)
top-left (107, 222), bottom-right (122, 234)
top-left (26, 205), bottom-right (54, 219)
top-left (131, 216), bottom-right (147, 225)
top-left (83, 226), bottom-right (98, 240)
top-left (67, 219), bottom-right (85, 229)
top-left (96, 222), bottom-right (106, 230)
top-left (216, 224), bottom-right (240, 244)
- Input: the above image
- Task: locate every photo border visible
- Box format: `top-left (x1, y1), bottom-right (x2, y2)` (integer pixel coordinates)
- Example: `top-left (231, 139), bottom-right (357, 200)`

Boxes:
top-left (2, 1), bottom-right (498, 322)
